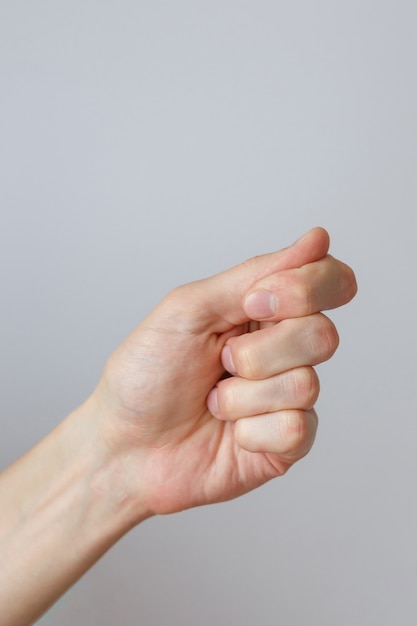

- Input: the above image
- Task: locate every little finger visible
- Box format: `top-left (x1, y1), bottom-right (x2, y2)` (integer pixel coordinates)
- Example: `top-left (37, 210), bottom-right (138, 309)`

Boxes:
top-left (234, 408), bottom-right (318, 460)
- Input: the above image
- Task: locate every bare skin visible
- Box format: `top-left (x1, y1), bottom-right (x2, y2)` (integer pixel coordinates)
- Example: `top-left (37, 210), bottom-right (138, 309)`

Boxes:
top-left (0, 228), bottom-right (357, 626)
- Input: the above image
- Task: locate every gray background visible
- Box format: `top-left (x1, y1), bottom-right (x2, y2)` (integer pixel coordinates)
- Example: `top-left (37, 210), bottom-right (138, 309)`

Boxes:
top-left (1, 1), bottom-right (416, 624)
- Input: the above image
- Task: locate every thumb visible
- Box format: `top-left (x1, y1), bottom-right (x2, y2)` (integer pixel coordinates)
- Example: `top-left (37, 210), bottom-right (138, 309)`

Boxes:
top-left (201, 227), bottom-right (330, 328)
top-left (147, 227), bottom-right (329, 334)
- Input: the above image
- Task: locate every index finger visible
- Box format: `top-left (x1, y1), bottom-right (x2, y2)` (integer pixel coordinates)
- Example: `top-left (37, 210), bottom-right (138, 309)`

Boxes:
top-left (243, 255), bottom-right (357, 321)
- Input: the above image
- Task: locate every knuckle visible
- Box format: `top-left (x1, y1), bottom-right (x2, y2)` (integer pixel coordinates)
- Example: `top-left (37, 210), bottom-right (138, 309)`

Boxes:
top-left (163, 283), bottom-right (191, 313)
top-left (163, 281), bottom-right (209, 332)
top-left (310, 314), bottom-right (339, 362)
top-left (292, 276), bottom-right (315, 314)
top-left (279, 410), bottom-right (310, 454)
top-left (235, 342), bottom-right (263, 380)
top-left (166, 282), bottom-right (188, 301)
top-left (290, 366), bottom-right (320, 407)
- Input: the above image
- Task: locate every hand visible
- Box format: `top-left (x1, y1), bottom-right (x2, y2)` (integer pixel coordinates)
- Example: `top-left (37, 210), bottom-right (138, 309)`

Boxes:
top-left (0, 227), bottom-right (357, 626)
top-left (0, 228), bottom-right (357, 624)
top-left (92, 228), bottom-right (357, 517)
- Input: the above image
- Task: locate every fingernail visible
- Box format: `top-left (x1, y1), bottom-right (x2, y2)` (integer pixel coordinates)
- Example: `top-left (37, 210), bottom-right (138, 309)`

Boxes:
top-left (221, 345), bottom-right (237, 375)
top-left (244, 290), bottom-right (277, 319)
top-left (207, 387), bottom-right (220, 417)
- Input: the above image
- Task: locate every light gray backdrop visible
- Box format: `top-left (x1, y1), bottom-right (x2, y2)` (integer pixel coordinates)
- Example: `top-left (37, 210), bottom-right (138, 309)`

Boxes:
top-left (1, 1), bottom-right (416, 624)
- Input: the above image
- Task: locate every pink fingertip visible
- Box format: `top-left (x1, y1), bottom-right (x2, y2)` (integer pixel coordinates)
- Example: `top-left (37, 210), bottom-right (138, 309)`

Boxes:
top-left (207, 387), bottom-right (222, 419)
top-left (207, 387), bottom-right (218, 414)
top-left (221, 345), bottom-right (237, 375)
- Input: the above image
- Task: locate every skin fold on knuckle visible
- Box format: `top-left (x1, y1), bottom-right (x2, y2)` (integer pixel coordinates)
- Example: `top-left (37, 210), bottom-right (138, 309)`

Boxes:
top-left (274, 410), bottom-right (318, 464)
top-left (279, 410), bottom-right (314, 459)
top-left (160, 284), bottom-right (195, 321)
top-left (307, 314), bottom-right (339, 364)
top-left (163, 281), bottom-right (212, 329)
top-left (233, 339), bottom-right (264, 380)
top-left (233, 409), bottom-right (314, 456)
top-left (270, 271), bottom-right (315, 318)
top-left (287, 367), bottom-right (320, 409)
top-left (165, 283), bottom-right (190, 306)
top-left (293, 269), bottom-right (318, 314)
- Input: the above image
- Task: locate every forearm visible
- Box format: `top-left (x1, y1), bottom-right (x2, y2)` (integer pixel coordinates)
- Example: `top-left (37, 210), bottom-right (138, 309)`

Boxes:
top-left (0, 401), bottom-right (149, 626)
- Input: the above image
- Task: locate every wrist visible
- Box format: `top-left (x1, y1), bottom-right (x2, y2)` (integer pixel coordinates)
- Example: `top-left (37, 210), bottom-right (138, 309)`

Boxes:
top-left (0, 399), bottom-right (152, 626)
top-left (69, 395), bottom-right (154, 529)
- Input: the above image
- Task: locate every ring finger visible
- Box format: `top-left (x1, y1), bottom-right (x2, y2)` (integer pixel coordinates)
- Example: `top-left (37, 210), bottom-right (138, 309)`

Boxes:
top-left (208, 366), bottom-right (319, 421)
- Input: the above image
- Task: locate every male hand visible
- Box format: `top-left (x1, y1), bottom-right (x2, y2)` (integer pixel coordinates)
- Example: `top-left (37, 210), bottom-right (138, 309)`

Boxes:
top-left (0, 227), bottom-right (357, 626)
top-left (92, 228), bottom-right (357, 517)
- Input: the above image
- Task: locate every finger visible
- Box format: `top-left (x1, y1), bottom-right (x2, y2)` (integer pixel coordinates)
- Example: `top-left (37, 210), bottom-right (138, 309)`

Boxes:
top-left (207, 366), bottom-right (319, 421)
top-left (210, 226), bottom-right (330, 327)
top-left (243, 255), bottom-right (357, 322)
top-left (158, 227), bottom-right (331, 333)
top-left (222, 313), bottom-right (339, 379)
top-left (234, 408), bottom-right (318, 460)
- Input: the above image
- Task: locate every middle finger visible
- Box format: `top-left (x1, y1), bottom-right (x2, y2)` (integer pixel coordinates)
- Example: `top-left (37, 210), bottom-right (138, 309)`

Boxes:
top-left (222, 313), bottom-right (339, 380)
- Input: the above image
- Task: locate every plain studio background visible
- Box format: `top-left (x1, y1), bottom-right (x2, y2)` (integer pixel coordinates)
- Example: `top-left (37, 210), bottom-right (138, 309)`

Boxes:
top-left (1, 1), bottom-right (416, 624)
